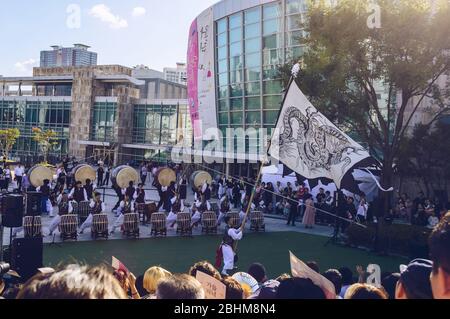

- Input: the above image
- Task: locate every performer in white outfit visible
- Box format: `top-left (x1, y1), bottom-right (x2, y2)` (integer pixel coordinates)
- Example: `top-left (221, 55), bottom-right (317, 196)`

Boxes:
top-left (218, 195), bottom-right (231, 226)
top-left (219, 216), bottom-right (243, 276)
top-left (48, 192), bottom-right (75, 236)
top-left (69, 181), bottom-right (88, 203)
top-left (79, 192), bottom-right (105, 234)
top-left (110, 194), bottom-right (133, 234)
top-left (192, 196), bottom-right (210, 227)
top-left (239, 197), bottom-right (255, 224)
top-left (167, 194), bottom-right (184, 228)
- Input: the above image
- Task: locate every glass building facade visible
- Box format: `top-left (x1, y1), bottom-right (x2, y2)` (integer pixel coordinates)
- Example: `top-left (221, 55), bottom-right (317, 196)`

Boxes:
top-left (131, 103), bottom-right (192, 160)
top-left (0, 98), bottom-right (71, 160)
top-left (214, 0), bottom-right (308, 152)
top-left (90, 102), bottom-right (117, 142)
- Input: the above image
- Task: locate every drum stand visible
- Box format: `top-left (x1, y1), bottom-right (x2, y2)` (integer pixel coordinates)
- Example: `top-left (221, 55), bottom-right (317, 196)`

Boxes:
top-left (49, 233), bottom-right (62, 248)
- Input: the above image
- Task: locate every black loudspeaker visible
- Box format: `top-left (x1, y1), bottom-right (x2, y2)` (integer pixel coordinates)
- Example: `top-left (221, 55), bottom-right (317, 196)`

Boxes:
top-left (26, 192), bottom-right (42, 216)
top-left (11, 238), bottom-right (43, 282)
top-left (0, 194), bottom-right (24, 227)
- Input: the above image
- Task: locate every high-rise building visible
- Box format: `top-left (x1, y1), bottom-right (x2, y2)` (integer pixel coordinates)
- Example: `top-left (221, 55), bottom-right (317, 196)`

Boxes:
top-left (164, 63), bottom-right (187, 85)
top-left (40, 44), bottom-right (98, 67)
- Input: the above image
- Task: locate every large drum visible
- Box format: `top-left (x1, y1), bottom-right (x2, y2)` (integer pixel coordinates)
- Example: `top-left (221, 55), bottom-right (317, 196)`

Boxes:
top-left (154, 167), bottom-right (176, 187)
top-left (72, 164), bottom-right (96, 185)
top-left (111, 165), bottom-right (139, 189)
top-left (28, 165), bottom-right (54, 187)
top-left (190, 171), bottom-right (212, 189)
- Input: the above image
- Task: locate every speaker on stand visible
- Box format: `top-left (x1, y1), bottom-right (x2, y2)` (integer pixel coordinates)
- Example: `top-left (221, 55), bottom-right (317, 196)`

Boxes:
top-left (0, 193), bottom-right (25, 262)
top-left (11, 237), bottom-right (43, 282)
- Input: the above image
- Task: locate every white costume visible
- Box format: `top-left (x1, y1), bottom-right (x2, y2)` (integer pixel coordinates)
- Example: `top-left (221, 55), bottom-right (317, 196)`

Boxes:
top-left (221, 227), bottom-right (243, 275)
top-left (239, 202), bottom-right (255, 224)
top-left (79, 200), bottom-right (106, 233)
top-left (192, 200), bottom-right (211, 226)
top-left (111, 200), bottom-right (134, 233)
top-left (36, 185), bottom-right (54, 217)
top-left (218, 196), bottom-right (230, 226)
top-left (166, 197), bottom-right (185, 227)
top-left (68, 187), bottom-right (88, 202)
top-left (48, 195), bottom-right (75, 235)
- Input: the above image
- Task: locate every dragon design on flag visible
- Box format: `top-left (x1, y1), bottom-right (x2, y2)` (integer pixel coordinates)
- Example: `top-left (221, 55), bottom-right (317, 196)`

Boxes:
top-left (279, 106), bottom-right (365, 173)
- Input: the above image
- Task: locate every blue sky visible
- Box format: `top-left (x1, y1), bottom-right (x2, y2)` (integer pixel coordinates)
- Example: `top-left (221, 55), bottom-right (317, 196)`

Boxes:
top-left (0, 0), bottom-right (218, 76)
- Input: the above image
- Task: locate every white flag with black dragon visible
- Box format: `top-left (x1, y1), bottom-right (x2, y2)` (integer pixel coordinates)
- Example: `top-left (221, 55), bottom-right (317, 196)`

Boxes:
top-left (269, 77), bottom-right (371, 189)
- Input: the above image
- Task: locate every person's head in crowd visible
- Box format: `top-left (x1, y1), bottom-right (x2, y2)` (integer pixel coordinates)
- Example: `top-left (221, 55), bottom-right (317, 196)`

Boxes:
top-left (396, 259), bottom-right (433, 299)
top-left (306, 261), bottom-right (320, 273)
top-left (85, 178), bottom-right (91, 185)
top-left (254, 280), bottom-right (280, 299)
top-left (43, 179), bottom-right (50, 186)
top-left (156, 274), bottom-right (205, 299)
top-left (428, 216), bottom-right (450, 299)
top-left (143, 266), bottom-right (172, 295)
top-left (344, 284), bottom-right (388, 299)
top-left (323, 269), bottom-right (342, 296)
top-left (248, 263), bottom-right (267, 284)
top-left (129, 181), bottom-right (134, 187)
top-left (222, 277), bottom-right (244, 299)
top-left (189, 261), bottom-right (221, 281)
top-left (138, 183), bottom-right (144, 189)
top-left (381, 273), bottom-right (400, 299)
top-left (94, 192), bottom-right (101, 201)
top-left (339, 267), bottom-right (354, 286)
top-left (113, 269), bottom-right (130, 294)
top-left (134, 274), bottom-right (147, 297)
top-left (75, 181), bottom-right (82, 189)
top-left (276, 278), bottom-right (326, 299)
top-left (17, 264), bottom-right (127, 299)
top-left (275, 273), bottom-right (291, 282)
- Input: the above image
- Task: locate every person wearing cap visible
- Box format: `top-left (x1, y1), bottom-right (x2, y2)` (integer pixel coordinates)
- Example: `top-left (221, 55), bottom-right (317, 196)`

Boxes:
top-left (395, 259), bottom-right (434, 299)
top-left (47, 191), bottom-right (76, 236)
top-left (429, 214), bottom-right (450, 299)
top-left (218, 216), bottom-right (243, 276)
top-left (79, 192), bottom-right (106, 234)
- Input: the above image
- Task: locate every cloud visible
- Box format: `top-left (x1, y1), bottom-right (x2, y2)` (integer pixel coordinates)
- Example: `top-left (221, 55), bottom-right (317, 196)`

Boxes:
top-left (132, 7), bottom-right (146, 17)
top-left (14, 59), bottom-right (37, 73)
top-left (89, 4), bottom-right (128, 29)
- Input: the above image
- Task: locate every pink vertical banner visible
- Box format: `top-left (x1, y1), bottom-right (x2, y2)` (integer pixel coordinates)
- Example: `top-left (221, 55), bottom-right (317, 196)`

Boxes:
top-left (187, 19), bottom-right (202, 140)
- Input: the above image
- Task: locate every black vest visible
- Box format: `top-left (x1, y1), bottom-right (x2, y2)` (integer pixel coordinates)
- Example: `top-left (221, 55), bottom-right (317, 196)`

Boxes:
top-left (84, 184), bottom-right (93, 200)
top-left (125, 186), bottom-right (135, 198)
top-left (59, 201), bottom-right (69, 215)
top-left (171, 199), bottom-right (181, 213)
top-left (122, 201), bottom-right (132, 215)
top-left (223, 226), bottom-right (234, 246)
top-left (91, 200), bottom-right (103, 215)
top-left (135, 189), bottom-right (145, 203)
top-left (220, 200), bottom-right (230, 213)
top-left (40, 185), bottom-right (50, 196)
top-left (199, 201), bottom-right (208, 213)
top-left (73, 188), bottom-right (85, 202)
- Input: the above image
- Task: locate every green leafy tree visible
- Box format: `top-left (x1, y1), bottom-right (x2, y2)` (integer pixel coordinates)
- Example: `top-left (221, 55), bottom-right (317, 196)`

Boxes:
top-left (279, 0), bottom-right (450, 213)
top-left (32, 127), bottom-right (59, 164)
top-left (0, 128), bottom-right (20, 160)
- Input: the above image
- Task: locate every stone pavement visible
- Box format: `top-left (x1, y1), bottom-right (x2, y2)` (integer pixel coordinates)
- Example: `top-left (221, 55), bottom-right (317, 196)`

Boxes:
top-left (1, 176), bottom-right (334, 245)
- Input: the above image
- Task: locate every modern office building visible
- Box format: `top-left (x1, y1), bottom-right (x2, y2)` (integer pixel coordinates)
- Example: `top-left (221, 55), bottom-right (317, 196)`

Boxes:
top-left (40, 44), bottom-right (98, 67)
top-left (163, 63), bottom-right (187, 85)
top-left (0, 65), bottom-right (190, 165)
top-left (189, 0), bottom-right (309, 176)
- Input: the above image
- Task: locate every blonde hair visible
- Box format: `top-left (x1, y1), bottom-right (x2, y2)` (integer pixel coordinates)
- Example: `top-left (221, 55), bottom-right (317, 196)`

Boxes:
top-left (143, 266), bottom-right (172, 294)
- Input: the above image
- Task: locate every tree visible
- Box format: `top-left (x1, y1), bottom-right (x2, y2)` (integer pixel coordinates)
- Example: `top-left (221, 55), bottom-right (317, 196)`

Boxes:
top-left (397, 122), bottom-right (450, 197)
top-left (279, 0), bottom-right (450, 213)
top-left (0, 128), bottom-right (20, 160)
top-left (32, 127), bottom-right (59, 164)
